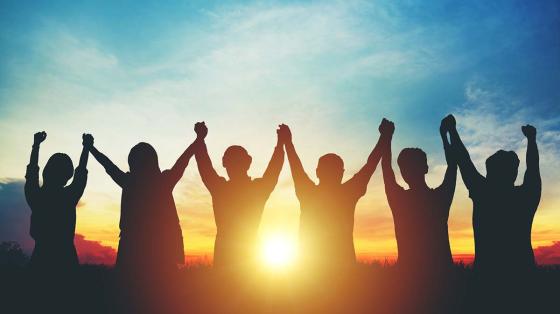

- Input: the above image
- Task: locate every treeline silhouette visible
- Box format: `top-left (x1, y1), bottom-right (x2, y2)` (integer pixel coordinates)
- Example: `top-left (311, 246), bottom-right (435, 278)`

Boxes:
top-left (3, 114), bottom-right (553, 313)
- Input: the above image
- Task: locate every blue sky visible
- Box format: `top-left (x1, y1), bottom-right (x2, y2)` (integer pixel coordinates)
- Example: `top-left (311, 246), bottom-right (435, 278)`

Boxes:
top-left (0, 0), bottom-right (559, 258)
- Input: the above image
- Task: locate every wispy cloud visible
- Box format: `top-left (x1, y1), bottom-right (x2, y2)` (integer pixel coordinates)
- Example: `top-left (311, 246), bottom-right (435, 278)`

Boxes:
top-left (0, 0), bottom-right (558, 261)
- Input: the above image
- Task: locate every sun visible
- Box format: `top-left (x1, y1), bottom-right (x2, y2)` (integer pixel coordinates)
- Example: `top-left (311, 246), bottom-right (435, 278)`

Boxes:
top-left (261, 234), bottom-right (297, 269)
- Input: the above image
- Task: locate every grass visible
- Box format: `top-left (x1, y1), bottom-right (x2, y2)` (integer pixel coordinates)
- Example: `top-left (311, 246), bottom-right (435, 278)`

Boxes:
top-left (1, 262), bottom-right (558, 313)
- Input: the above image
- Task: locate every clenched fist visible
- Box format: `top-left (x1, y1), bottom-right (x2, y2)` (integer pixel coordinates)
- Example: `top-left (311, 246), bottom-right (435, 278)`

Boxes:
top-left (82, 133), bottom-right (94, 149)
top-left (277, 124), bottom-right (292, 144)
top-left (195, 122), bottom-right (208, 140)
top-left (379, 118), bottom-right (395, 137)
top-left (521, 124), bottom-right (536, 140)
top-left (33, 131), bottom-right (47, 145)
top-left (440, 114), bottom-right (456, 134)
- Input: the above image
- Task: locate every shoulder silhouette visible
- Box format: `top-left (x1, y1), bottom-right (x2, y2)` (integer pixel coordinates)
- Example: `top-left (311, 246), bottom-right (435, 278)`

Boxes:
top-left (281, 120), bottom-right (386, 269)
top-left (380, 116), bottom-right (457, 272)
top-left (448, 116), bottom-right (541, 272)
top-left (193, 122), bottom-right (285, 269)
top-left (89, 129), bottom-right (199, 279)
top-left (24, 132), bottom-right (91, 274)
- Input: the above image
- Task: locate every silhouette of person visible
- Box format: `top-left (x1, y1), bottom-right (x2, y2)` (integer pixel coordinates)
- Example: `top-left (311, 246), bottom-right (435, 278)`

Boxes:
top-left (88, 129), bottom-right (199, 277)
top-left (279, 120), bottom-right (388, 268)
top-left (193, 122), bottom-right (285, 268)
top-left (380, 116), bottom-right (457, 271)
top-left (24, 132), bottom-right (92, 271)
top-left (447, 116), bottom-right (541, 271)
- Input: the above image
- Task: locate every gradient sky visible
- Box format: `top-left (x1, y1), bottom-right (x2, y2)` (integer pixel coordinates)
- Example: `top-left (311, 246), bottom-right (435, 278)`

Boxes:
top-left (1, 0), bottom-right (559, 263)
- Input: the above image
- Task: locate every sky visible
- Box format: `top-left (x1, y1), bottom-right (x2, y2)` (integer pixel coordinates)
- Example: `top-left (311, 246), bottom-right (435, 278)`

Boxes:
top-left (0, 0), bottom-right (559, 265)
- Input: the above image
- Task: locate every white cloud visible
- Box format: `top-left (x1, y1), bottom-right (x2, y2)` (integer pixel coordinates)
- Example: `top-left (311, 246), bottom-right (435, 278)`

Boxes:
top-left (453, 80), bottom-right (560, 222)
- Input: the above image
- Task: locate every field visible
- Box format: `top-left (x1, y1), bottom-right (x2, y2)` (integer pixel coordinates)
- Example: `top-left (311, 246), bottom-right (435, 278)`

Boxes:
top-left (1, 262), bottom-right (558, 314)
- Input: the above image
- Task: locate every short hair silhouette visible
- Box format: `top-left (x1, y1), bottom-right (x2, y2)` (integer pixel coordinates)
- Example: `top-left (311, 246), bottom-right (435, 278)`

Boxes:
top-left (485, 150), bottom-right (519, 184)
top-left (449, 121), bottom-right (541, 271)
top-left (222, 145), bottom-right (252, 173)
top-left (397, 148), bottom-right (428, 186)
top-left (282, 121), bottom-right (387, 269)
top-left (316, 153), bottom-right (344, 184)
top-left (43, 153), bottom-right (74, 186)
top-left (382, 116), bottom-right (457, 271)
top-left (128, 142), bottom-right (161, 175)
top-left (194, 122), bottom-right (285, 269)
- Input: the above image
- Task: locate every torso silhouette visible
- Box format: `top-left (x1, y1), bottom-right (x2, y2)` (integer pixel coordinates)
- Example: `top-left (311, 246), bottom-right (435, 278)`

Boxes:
top-left (469, 181), bottom-right (540, 270)
top-left (210, 177), bottom-right (273, 267)
top-left (385, 185), bottom-right (453, 269)
top-left (110, 169), bottom-right (184, 272)
top-left (296, 180), bottom-right (367, 266)
top-left (195, 141), bottom-right (283, 268)
top-left (25, 165), bottom-right (87, 269)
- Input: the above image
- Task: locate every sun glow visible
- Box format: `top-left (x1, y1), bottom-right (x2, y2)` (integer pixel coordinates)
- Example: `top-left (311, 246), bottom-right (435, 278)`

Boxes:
top-left (261, 234), bottom-right (297, 269)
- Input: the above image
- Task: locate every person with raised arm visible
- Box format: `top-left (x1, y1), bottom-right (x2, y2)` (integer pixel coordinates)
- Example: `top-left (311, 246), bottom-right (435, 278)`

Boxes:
top-left (25, 132), bottom-right (92, 272)
top-left (193, 122), bottom-right (285, 269)
top-left (88, 128), bottom-right (199, 277)
top-left (380, 116), bottom-right (457, 272)
top-left (448, 115), bottom-right (541, 272)
top-left (280, 119), bottom-right (387, 269)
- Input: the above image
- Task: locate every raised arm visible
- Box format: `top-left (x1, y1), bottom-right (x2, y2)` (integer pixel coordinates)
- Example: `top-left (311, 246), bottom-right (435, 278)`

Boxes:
top-left (344, 119), bottom-right (387, 196)
top-left (165, 132), bottom-right (199, 187)
top-left (89, 138), bottom-right (127, 187)
top-left (447, 115), bottom-right (485, 190)
top-left (521, 125), bottom-right (541, 196)
top-left (259, 125), bottom-right (285, 193)
top-left (76, 133), bottom-right (91, 172)
top-left (25, 131), bottom-right (46, 208)
top-left (194, 122), bottom-right (225, 193)
top-left (68, 133), bottom-right (92, 200)
top-left (380, 119), bottom-right (403, 200)
top-left (280, 125), bottom-right (314, 195)
top-left (437, 115), bottom-right (458, 200)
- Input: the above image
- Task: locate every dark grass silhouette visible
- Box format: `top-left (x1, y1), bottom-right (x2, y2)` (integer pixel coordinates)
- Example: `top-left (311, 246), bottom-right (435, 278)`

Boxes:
top-left (1, 258), bottom-right (558, 314)
top-left (381, 116), bottom-right (457, 273)
top-left (281, 120), bottom-right (386, 269)
top-left (193, 122), bottom-right (284, 270)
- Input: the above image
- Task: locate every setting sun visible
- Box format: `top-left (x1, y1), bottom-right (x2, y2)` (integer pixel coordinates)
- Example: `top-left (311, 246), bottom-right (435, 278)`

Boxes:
top-left (261, 235), bottom-right (297, 269)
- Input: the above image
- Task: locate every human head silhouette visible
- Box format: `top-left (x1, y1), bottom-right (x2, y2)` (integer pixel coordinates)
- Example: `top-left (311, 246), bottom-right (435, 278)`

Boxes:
top-left (485, 150), bottom-right (519, 186)
top-left (42, 153), bottom-right (74, 187)
top-left (128, 142), bottom-right (161, 176)
top-left (316, 153), bottom-right (344, 185)
top-left (222, 145), bottom-right (252, 180)
top-left (398, 148), bottom-right (428, 188)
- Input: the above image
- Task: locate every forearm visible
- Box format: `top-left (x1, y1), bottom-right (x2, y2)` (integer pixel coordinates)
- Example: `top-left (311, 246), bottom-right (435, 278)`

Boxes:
top-left (172, 140), bottom-right (197, 173)
top-left (366, 138), bottom-right (383, 168)
top-left (448, 129), bottom-right (469, 158)
top-left (194, 140), bottom-right (220, 185)
top-left (29, 144), bottom-right (40, 166)
top-left (194, 141), bottom-right (211, 169)
top-left (90, 146), bottom-right (114, 170)
top-left (76, 146), bottom-right (89, 171)
top-left (441, 131), bottom-right (455, 167)
top-left (285, 142), bottom-right (304, 176)
top-left (263, 144), bottom-right (284, 179)
top-left (525, 138), bottom-right (540, 180)
top-left (381, 137), bottom-right (397, 185)
top-left (527, 138), bottom-right (539, 168)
